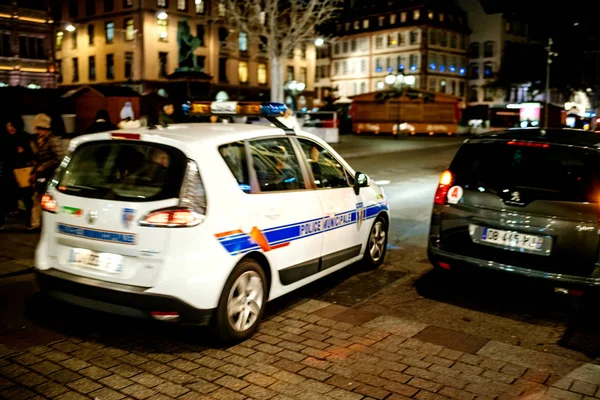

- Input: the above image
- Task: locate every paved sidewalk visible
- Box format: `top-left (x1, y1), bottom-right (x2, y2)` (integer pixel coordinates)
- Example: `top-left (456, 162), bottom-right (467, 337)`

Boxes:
top-left (1, 299), bottom-right (599, 400)
top-left (0, 224), bottom-right (37, 278)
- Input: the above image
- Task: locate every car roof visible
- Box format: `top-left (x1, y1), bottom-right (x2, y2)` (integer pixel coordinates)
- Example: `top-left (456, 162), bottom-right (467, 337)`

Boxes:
top-left (74, 123), bottom-right (325, 151)
top-left (471, 128), bottom-right (600, 148)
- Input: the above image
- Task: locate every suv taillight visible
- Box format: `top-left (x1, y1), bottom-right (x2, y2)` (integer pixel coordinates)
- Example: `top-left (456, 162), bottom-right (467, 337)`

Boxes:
top-left (41, 193), bottom-right (57, 213)
top-left (434, 170), bottom-right (454, 205)
top-left (140, 160), bottom-right (206, 228)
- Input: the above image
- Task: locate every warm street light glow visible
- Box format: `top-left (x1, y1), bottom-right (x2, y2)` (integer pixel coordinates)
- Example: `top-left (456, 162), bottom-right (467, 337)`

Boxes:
top-left (157, 12), bottom-right (168, 20)
top-left (384, 74), bottom-right (397, 85)
top-left (66, 24), bottom-right (75, 32)
top-left (296, 82), bottom-right (306, 91)
top-left (288, 80), bottom-right (297, 90)
top-left (195, 0), bottom-right (202, 3)
top-left (315, 38), bottom-right (324, 47)
top-left (404, 75), bottom-right (416, 85)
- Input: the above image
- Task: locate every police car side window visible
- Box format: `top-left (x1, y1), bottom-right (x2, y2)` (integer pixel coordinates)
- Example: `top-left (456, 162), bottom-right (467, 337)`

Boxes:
top-left (298, 139), bottom-right (350, 189)
top-left (248, 138), bottom-right (305, 192)
top-left (219, 142), bottom-right (251, 193)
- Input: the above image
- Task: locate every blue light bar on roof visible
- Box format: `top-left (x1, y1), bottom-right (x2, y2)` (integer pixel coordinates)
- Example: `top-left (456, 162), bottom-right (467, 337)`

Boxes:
top-left (189, 101), bottom-right (288, 117)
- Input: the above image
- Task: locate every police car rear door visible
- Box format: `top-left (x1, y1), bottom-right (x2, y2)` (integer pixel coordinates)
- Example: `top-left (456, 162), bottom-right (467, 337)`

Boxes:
top-left (45, 136), bottom-right (185, 288)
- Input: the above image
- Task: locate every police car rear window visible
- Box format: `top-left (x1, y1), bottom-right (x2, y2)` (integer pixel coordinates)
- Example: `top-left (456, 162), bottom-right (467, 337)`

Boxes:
top-left (451, 142), bottom-right (600, 203)
top-left (56, 141), bottom-right (187, 201)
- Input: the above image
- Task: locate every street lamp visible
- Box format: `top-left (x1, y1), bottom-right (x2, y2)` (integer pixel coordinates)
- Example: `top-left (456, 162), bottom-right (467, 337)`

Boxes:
top-left (65, 24), bottom-right (75, 32)
top-left (315, 38), bottom-right (324, 47)
top-left (385, 68), bottom-right (415, 136)
top-left (157, 11), bottom-right (168, 20)
top-left (285, 80), bottom-right (305, 111)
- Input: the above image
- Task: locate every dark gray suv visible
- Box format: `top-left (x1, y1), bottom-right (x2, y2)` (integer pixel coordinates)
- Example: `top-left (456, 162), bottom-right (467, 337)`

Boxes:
top-left (428, 128), bottom-right (600, 291)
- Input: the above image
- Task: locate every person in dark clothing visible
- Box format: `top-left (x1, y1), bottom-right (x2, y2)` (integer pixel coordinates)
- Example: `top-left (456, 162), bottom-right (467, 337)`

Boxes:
top-left (159, 103), bottom-right (178, 126)
top-left (0, 115), bottom-right (34, 229)
top-left (30, 114), bottom-right (65, 229)
top-left (86, 109), bottom-right (118, 134)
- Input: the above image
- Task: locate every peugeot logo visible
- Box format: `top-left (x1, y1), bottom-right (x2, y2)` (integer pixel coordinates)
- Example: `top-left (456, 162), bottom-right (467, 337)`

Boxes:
top-left (511, 191), bottom-right (521, 202)
top-left (88, 210), bottom-right (98, 225)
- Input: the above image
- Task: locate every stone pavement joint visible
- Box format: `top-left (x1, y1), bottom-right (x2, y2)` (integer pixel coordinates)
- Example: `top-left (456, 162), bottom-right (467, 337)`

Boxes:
top-left (1, 299), bottom-right (597, 400)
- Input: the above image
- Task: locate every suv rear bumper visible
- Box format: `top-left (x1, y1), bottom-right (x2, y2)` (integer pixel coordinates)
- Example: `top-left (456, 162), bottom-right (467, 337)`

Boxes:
top-left (428, 247), bottom-right (600, 290)
top-left (35, 269), bottom-right (213, 325)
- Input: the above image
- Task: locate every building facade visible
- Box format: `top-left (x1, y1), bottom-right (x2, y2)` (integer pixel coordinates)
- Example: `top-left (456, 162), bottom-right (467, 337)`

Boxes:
top-left (55, 0), bottom-right (315, 103)
top-left (458, 0), bottom-right (535, 106)
top-left (320, 0), bottom-right (469, 102)
top-left (0, 0), bottom-right (56, 88)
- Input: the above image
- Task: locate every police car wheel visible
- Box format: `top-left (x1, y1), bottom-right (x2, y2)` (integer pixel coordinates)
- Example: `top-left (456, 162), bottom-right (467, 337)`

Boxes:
top-left (212, 258), bottom-right (267, 343)
top-left (363, 217), bottom-right (388, 269)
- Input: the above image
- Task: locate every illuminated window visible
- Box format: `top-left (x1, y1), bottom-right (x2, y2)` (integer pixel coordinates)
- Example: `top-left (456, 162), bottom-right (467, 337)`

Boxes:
top-left (387, 34), bottom-right (397, 47)
top-left (401, 12), bottom-right (407, 22)
top-left (390, 14), bottom-right (396, 24)
top-left (195, 0), bottom-right (204, 13)
top-left (56, 32), bottom-right (63, 50)
top-left (258, 63), bottom-right (267, 84)
top-left (218, 1), bottom-right (225, 17)
top-left (439, 13), bottom-right (444, 22)
top-left (157, 0), bottom-right (167, 7)
top-left (363, 19), bottom-right (369, 28)
top-left (378, 16), bottom-right (385, 26)
top-left (238, 61), bottom-right (248, 83)
top-left (177, 0), bottom-right (187, 11)
top-left (413, 10), bottom-right (420, 20)
top-left (105, 22), bottom-right (114, 44)
top-left (125, 18), bottom-right (134, 41)
top-left (428, 10), bottom-right (434, 19)
top-left (158, 19), bottom-right (168, 41)
top-left (345, 22), bottom-right (350, 30)
top-left (353, 21), bottom-right (359, 30)
top-left (239, 32), bottom-right (248, 51)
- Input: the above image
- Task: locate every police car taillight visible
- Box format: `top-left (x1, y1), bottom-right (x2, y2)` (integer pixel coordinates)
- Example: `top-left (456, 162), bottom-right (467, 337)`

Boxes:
top-left (141, 208), bottom-right (201, 227)
top-left (140, 160), bottom-right (206, 228)
top-left (41, 193), bottom-right (57, 213)
top-left (434, 170), bottom-right (454, 205)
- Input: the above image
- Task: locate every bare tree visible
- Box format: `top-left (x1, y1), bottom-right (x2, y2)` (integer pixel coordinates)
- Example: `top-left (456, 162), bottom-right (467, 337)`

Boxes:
top-left (223, 0), bottom-right (341, 103)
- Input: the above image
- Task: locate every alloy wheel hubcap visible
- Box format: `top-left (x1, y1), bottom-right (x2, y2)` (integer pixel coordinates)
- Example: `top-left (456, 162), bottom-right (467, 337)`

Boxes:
top-left (227, 271), bottom-right (264, 332)
top-left (369, 221), bottom-right (386, 262)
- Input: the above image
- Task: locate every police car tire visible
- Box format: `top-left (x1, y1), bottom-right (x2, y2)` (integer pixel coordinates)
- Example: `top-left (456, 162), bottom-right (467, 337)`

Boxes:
top-left (363, 216), bottom-right (388, 270)
top-left (212, 258), bottom-right (267, 343)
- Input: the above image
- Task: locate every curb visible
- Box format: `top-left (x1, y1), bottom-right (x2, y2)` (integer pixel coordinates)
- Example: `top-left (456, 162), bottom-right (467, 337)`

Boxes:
top-left (0, 267), bottom-right (34, 279)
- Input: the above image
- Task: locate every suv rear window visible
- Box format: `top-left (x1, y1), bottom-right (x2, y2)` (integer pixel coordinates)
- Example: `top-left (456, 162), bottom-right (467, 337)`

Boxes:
top-left (451, 141), bottom-right (600, 203)
top-left (56, 141), bottom-right (187, 201)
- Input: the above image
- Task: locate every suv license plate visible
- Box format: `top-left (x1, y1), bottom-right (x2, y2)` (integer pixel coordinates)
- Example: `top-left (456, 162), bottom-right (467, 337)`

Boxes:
top-left (481, 227), bottom-right (544, 251)
top-left (69, 249), bottom-right (123, 273)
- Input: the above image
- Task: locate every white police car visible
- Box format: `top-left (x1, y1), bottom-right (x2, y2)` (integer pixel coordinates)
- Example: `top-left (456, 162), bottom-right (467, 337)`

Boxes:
top-left (35, 102), bottom-right (390, 341)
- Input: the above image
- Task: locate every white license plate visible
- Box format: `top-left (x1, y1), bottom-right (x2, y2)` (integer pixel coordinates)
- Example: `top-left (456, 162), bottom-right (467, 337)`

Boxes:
top-left (481, 227), bottom-right (544, 251)
top-left (69, 249), bottom-right (123, 273)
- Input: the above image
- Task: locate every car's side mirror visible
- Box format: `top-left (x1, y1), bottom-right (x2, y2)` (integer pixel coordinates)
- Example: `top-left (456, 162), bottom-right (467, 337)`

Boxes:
top-left (354, 171), bottom-right (369, 195)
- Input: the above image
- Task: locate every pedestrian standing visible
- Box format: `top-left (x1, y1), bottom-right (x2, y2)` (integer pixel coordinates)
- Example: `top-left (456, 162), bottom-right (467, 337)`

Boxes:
top-left (0, 116), bottom-right (35, 229)
top-left (30, 114), bottom-right (65, 229)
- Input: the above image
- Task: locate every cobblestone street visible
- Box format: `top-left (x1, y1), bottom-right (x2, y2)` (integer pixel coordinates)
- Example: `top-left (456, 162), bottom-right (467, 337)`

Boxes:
top-left (2, 298), bottom-right (600, 400)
